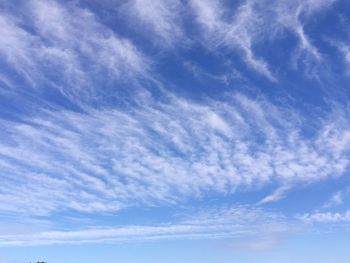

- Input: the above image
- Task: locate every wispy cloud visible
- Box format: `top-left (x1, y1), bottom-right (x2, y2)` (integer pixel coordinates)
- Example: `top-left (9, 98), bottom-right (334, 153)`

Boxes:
top-left (190, 0), bottom-right (337, 80)
top-left (300, 210), bottom-right (350, 223)
top-left (0, 206), bottom-right (296, 246)
top-left (330, 40), bottom-right (350, 74)
top-left (190, 0), bottom-right (276, 81)
top-left (0, 90), bottom-right (349, 216)
top-left (323, 187), bottom-right (350, 209)
top-left (0, 0), bottom-right (340, 87)
top-left (258, 186), bottom-right (290, 205)
top-left (124, 0), bottom-right (186, 47)
top-left (183, 61), bottom-right (244, 85)
top-left (0, 0), bottom-right (149, 102)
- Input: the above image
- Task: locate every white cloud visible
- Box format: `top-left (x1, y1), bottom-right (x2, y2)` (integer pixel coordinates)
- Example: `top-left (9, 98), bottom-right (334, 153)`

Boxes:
top-left (190, 0), bottom-right (276, 81)
top-left (0, 0), bottom-right (149, 101)
top-left (183, 61), bottom-right (244, 85)
top-left (323, 187), bottom-right (350, 209)
top-left (300, 210), bottom-right (350, 223)
top-left (258, 186), bottom-right (290, 205)
top-left (0, 206), bottom-right (294, 246)
top-left (190, 0), bottom-right (337, 80)
top-left (326, 192), bottom-right (344, 207)
top-left (125, 0), bottom-right (186, 47)
top-left (330, 40), bottom-right (350, 74)
top-left (0, 91), bottom-right (349, 216)
top-left (0, 0), bottom-right (339, 88)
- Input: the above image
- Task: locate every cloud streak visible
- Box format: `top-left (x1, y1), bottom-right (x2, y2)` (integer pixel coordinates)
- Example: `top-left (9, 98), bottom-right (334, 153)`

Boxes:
top-left (190, 0), bottom-right (337, 80)
top-left (0, 0), bottom-right (149, 103)
top-left (0, 90), bottom-right (349, 216)
top-left (0, 206), bottom-right (296, 246)
top-left (125, 0), bottom-right (186, 47)
top-left (300, 210), bottom-right (350, 223)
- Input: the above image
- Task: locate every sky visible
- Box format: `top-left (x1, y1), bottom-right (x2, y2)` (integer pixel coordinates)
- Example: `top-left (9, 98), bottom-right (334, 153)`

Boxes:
top-left (0, 0), bottom-right (350, 262)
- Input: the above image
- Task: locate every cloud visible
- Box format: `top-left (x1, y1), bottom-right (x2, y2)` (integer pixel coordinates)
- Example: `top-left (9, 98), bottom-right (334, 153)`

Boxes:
top-left (276, 0), bottom-right (337, 78)
top-left (0, 206), bottom-right (295, 246)
top-left (258, 186), bottom-right (290, 205)
top-left (190, 0), bottom-right (276, 81)
top-left (330, 40), bottom-right (350, 74)
top-left (183, 61), bottom-right (244, 85)
top-left (323, 187), bottom-right (350, 209)
top-left (0, 90), bottom-right (349, 216)
top-left (0, 0), bottom-right (340, 89)
top-left (190, 0), bottom-right (337, 80)
top-left (299, 210), bottom-right (350, 223)
top-left (0, 0), bottom-right (149, 102)
top-left (125, 0), bottom-right (186, 47)
top-left (325, 191), bottom-right (344, 207)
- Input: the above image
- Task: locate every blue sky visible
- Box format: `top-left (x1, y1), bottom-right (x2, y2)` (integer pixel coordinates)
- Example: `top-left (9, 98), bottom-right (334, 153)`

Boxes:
top-left (1, 0), bottom-right (350, 262)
